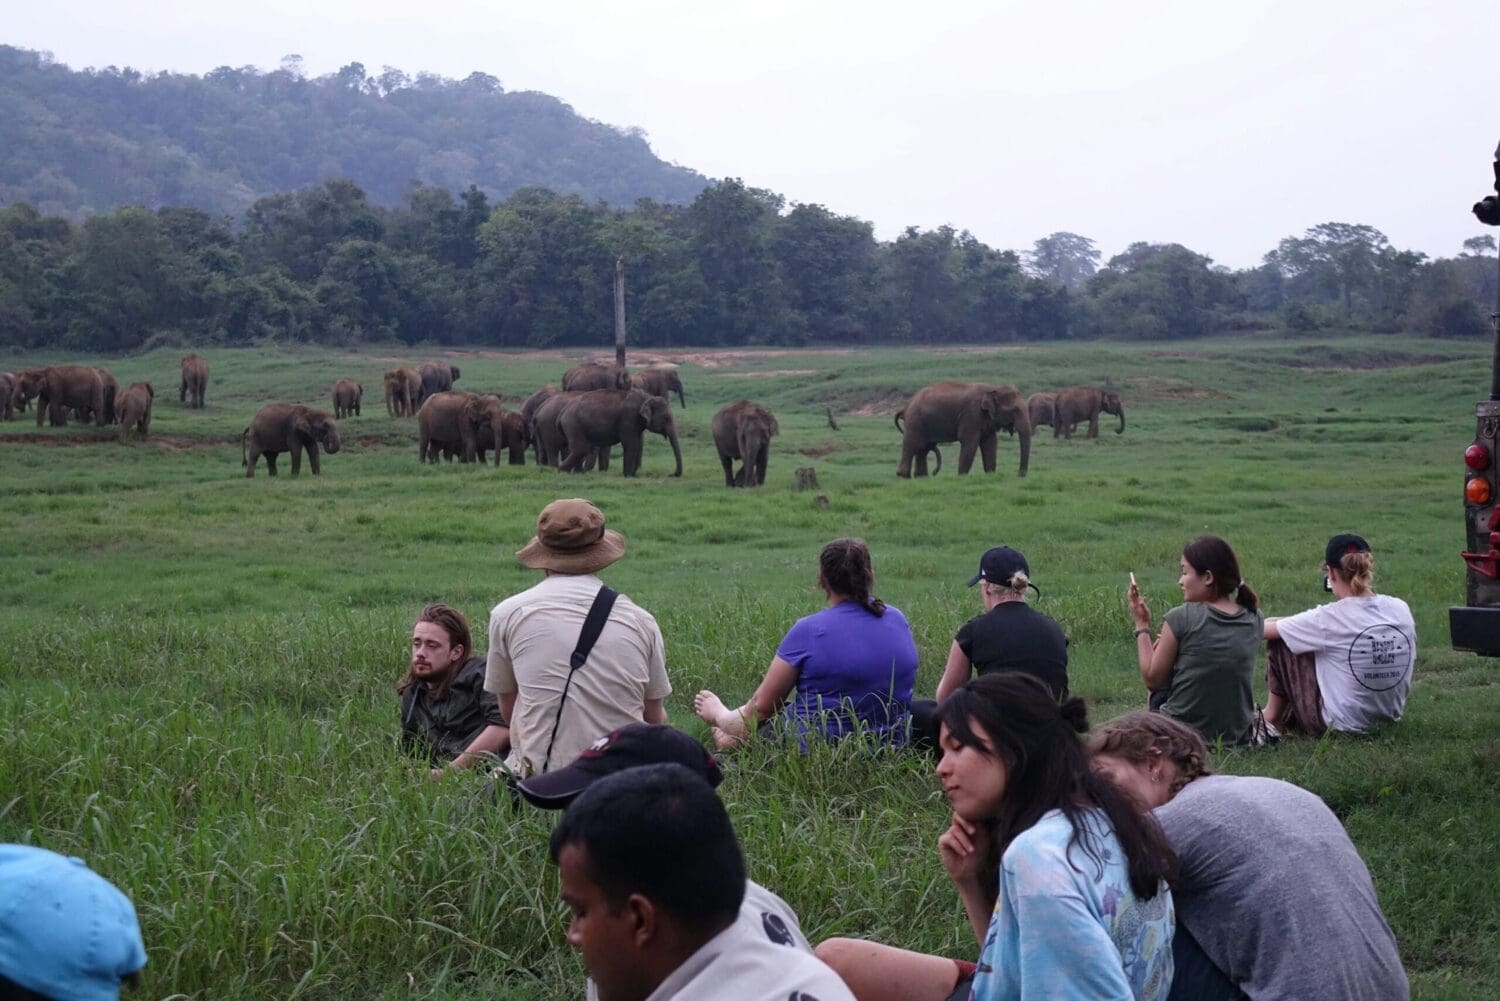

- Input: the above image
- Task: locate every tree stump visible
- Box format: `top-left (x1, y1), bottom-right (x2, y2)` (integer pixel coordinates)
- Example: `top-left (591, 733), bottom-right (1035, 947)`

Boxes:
top-left (825, 406), bottom-right (840, 431)
top-left (814, 494), bottom-right (830, 508)
top-left (793, 467), bottom-right (819, 491)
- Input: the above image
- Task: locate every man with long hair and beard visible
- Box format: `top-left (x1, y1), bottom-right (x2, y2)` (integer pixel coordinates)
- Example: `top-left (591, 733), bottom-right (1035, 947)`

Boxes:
top-left (399, 603), bottom-right (508, 779)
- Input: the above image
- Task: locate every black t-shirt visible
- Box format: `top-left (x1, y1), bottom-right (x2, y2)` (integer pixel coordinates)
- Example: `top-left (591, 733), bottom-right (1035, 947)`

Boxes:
top-left (954, 602), bottom-right (1069, 699)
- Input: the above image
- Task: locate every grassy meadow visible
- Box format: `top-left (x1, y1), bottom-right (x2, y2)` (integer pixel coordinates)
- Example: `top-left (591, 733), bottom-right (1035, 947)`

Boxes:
top-left (2, 336), bottom-right (1498, 998)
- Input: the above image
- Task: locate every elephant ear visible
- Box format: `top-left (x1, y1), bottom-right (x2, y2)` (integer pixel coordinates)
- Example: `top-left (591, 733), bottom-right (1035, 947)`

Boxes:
top-left (980, 395), bottom-right (999, 422)
top-left (144, 382), bottom-right (154, 397)
top-left (766, 414), bottom-right (780, 436)
top-left (294, 411), bottom-right (314, 437)
top-left (639, 396), bottom-right (656, 421)
top-left (463, 396), bottom-right (484, 423)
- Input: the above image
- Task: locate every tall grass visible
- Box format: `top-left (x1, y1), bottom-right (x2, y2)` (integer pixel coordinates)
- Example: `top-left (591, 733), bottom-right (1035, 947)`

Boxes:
top-left (2, 336), bottom-right (1497, 997)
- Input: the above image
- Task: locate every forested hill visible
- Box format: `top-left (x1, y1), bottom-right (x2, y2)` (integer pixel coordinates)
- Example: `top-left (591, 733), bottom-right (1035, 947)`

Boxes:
top-left (0, 46), bottom-right (708, 219)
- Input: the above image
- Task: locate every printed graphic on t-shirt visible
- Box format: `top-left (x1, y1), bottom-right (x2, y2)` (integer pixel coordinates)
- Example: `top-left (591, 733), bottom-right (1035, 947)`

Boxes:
top-left (762, 912), bottom-right (795, 946)
top-left (1347, 624), bottom-right (1414, 691)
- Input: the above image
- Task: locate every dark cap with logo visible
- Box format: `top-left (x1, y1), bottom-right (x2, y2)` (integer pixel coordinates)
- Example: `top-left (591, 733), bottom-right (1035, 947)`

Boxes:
top-left (515, 724), bottom-right (723, 809)
top-left (967, 546), bottom-right (1040, 596)
top-left (1324, 533), bottom-right (1371, 568)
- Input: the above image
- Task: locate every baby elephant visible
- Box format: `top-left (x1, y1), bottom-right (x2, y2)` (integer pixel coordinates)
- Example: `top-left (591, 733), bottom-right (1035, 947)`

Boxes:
top-left (116, 382), bottom-right (154, 439)
top-left (242, 403), bottom-right (342, 477)
top-left (712, 400), bottom-right (780, 487)
top-left (331, 378), bottom-right (363, 418)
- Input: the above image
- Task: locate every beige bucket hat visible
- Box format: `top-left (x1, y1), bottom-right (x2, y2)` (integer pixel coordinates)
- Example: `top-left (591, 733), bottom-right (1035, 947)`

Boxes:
top-left (516, 498), bottom-right (626, 574)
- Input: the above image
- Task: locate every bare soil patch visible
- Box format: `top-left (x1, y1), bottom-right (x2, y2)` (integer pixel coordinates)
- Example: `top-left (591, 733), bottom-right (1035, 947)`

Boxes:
top-left (1128, 378), bottom-right (1232, 401)
top-left (848, 391), bottom-right (912, 417)
top-left (0, 432), bottom-right (227, 450)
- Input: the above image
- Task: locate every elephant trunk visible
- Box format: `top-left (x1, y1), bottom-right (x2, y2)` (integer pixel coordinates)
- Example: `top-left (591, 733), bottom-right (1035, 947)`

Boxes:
top-left (1116, 406), bottom-right (1126, 435)
top-left (666, 426), bottom-right (683, 477)
top-left (676, 387), bottom-right (686, 409)
top-left (493, 425), bottom-right (504, 467)
top-left (324, 426), bottom-right (342, 455)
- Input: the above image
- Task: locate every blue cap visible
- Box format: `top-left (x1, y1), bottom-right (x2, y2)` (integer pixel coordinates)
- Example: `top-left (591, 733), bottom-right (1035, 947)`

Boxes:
top-left (0, 845), bottom-right (147, 1001)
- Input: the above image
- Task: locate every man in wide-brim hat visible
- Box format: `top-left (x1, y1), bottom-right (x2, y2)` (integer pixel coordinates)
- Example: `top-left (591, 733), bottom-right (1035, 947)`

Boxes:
top-left (484, 498), bottom-right (671, 777)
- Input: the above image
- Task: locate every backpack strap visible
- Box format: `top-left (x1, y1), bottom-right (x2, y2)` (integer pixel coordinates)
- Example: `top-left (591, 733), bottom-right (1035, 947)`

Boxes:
top-left (539, 585), bottom-right (619, 774)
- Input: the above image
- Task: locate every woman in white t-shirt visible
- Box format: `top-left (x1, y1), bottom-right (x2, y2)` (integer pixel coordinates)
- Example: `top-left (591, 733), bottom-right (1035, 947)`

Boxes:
top-left (1263, 533), bottom-right (1416, 736)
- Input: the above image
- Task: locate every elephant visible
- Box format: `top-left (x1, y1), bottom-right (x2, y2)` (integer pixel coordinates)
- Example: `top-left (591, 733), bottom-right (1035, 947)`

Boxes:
top-left (116, 381), bottom-right (154, 438)
top-left (562, 363), bottom-right (632, 393)
top-left (417, 391), bottom-right (509, 465)
top-left (31, 365), bottom-right (106, 428)
top-left (556, 388), bottom-right (683, 478)
top-left (180, 354), bottom-right (209, 409)
top-left (331, 378), bottom-right (363, 418)
top-left (636, 367), bottom-right (686, 408)
top-left (470, 408), bottom-right (528, 466)
top-left (520, 385), bottom-right (558, 463)
top-left (1027, 392), bottom-right (1058, 433)
top-left (711, 400), bottom-right (779, 487)
top-left (0, 372), bottom-right (14, 420)
top-left (533, 391), bottom-right (610, 470)
top-left (242, 403), bottom-right (342, 477)
top-left (894, 381), bottom-right (1031, 478)
top-left (13, 369), bottom-right (45, 413)
top-left (82, 367), bottom-right (118, 424)
top-left (416, 362), bottom-right (461, 407)
top-left (384, 367), bottom-right (421, 416)
top-left (1054, 386), bottom-right (1125, 439)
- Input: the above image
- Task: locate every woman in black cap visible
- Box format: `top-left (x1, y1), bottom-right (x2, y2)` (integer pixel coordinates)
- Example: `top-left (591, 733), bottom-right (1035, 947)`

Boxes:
top-left (936, 546), bottom-right (1069, 703)
top-left (1261, 533), bottom-right (1416, 736)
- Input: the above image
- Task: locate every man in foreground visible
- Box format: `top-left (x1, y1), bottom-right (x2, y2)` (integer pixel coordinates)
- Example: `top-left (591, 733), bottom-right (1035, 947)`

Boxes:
top-left (549, 762), bottom-right (854, 1001)
top-left (517, 723), bottom-right (815, 1001)
top-left (486, 498), bottom-right (670, 777)
top-left (399, 603), bottom-right (508, 778)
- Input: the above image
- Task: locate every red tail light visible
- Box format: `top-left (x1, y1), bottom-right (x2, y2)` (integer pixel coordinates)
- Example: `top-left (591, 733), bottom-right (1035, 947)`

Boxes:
top-left (1467, 444), bottom-right (1492, 470)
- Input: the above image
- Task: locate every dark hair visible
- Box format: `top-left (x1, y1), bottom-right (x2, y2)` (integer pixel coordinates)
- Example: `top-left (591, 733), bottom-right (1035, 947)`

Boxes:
top-left (1087, 711), bottom-right (1214, 797)
top-left (936, 674), bottom-right (1177, 900)
top-left (820, 537), bottom-right (886, 617)
top-left (1182, 535), bottom-right (1258, 611)
top-left (549, 763), bottom-right (746, 932)
top-left (397, 603), bottom-right (473, 697)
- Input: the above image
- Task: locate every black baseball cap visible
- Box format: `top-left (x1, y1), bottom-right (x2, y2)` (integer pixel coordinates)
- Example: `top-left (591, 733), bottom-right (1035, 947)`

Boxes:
top-left (514, 724), bottom-right (723, 809)
top-left (967, 546), bottom-right (1040, 595)
top-left (1324, 533), bottom-right (1371, 568)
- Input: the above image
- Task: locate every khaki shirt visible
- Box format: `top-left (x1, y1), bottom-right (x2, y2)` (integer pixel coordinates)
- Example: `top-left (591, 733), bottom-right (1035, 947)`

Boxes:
top-left (485, 573), bottom-right (670, 775)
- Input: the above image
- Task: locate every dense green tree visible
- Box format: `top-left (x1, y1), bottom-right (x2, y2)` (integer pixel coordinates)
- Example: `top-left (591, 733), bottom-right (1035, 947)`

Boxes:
top-left (1027, 232), bottom-right (1100, 291)
top-left (1271, 222), bottom-right (1390, 320)
top-left (1089, 243), bottom-right (1240, 339)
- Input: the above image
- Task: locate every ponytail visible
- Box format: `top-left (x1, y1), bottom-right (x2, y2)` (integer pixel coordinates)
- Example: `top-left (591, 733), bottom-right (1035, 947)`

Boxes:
top-left (1235, 580), bottom-right (1259, 612)
top-left (819, 537), bottom-right (886, 617)
top-left (1335, 552), bottom-right (1375, 596)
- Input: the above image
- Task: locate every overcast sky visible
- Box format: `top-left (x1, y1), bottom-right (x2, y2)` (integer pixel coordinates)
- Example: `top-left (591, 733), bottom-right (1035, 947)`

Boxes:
top-left (11, 1), bottom-right (1498, 268)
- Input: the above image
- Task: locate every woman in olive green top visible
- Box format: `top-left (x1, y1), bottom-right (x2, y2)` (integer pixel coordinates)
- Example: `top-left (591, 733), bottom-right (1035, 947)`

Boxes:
top-left (1126, 535), bottom-right (1261, 744)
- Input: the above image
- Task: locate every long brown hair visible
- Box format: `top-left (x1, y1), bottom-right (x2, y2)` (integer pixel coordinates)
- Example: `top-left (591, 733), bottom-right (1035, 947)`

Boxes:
top-left (396, 603), bottom-right (473, 698)
top-left (819, 538), bottom-right (886, 617)
top-left (937, 674), bottom-right (1177, 901)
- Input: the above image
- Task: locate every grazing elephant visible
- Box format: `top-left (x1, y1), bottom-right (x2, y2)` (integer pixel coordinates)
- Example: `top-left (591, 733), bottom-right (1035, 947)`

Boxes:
top-left (116, 381), bottom-right (154, 438)
top-left (712, 400), bottom-right (779, 487)
top-left (1054, 386), bottom-right (1125, 439)
top-left (180, 354), bottom-right (209, 409)
top-left (562, 363), bottom-right (632, 393)
top-left (77, 367), bottom-right (118, 424)
top-left (32, 365), bottom-right (106, 427)
top-left (0, 372), bottom-right (14, 420)
top-left (417, 391), bottom-right (507, 465)
top-left (895, 381), bottom-right (1031, 478)
top-left (14, 369), bottom-right (48, 415)
top-left (520, 385), bottom-right (558, 463)
top-left (636, 367), bottom-right (686, 408)
top-left (416, 362), bottom-right (461, 407)
top-left (557, 389), bottom-right (683, 478)
top-left (331, 378), bottom-right (363, 418)
top-left (242, 403), bottom-right (342, 477)
top-left (1027, 392), bottom-right (1058, 433)
top-left (383, 367), bottom-right (420, 416)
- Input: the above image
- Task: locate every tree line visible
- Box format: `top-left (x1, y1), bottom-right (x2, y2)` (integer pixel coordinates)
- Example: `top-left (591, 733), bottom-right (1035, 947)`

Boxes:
top-left (0, 178), bottom-right (1494, 352)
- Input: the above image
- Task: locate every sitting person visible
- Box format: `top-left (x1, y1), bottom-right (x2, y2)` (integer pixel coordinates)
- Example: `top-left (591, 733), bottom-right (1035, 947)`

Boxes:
top-left (549, 762), bottom-right (855, 1001)
top-left (1089, 712), bottom-right (1409, 1000)
top-left (1263, 534), bottom-right (1416, 737)
top-left (694, 538), bottom-right (917, 748)
top-left (817, 674), bottom-right (1176, 1001)
top-left (1127, 535), bottom-right (1260, 744)
top-left (399, 603), bottom-right (508, 778)
top-left (516, 724), bottom-right (815, 1001)
top-left (0, 844), bottom-right (148, 1000)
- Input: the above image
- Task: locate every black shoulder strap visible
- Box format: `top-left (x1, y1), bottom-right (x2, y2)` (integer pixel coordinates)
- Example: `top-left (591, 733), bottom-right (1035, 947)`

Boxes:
top-left (539, 585), bottom-right (619, 774)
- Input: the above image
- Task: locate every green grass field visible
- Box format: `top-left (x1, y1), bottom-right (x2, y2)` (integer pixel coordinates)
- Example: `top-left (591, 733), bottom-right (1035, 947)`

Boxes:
top-left (3, 336), bottom-right (1497, 999)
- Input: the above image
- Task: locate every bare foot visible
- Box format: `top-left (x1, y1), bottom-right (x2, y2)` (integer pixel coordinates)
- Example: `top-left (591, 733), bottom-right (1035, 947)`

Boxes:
top-left (694, 689), bottom-right (733, 727)
top-left (710, 725), bottom-right (746, 750)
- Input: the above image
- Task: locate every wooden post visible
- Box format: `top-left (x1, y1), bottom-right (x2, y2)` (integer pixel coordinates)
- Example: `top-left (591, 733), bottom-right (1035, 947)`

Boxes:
top-left (614, 257), bottom-right (627, 369)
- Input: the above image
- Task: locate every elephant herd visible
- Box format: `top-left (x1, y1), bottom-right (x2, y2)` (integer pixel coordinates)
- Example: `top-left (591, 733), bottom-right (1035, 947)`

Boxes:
top-left (894, 381), bottom-right (1124, 479)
